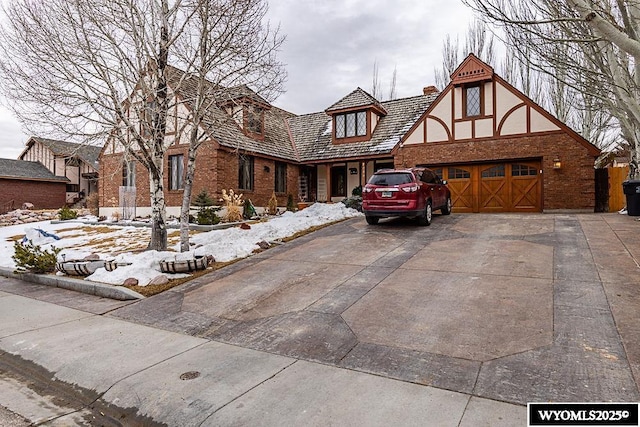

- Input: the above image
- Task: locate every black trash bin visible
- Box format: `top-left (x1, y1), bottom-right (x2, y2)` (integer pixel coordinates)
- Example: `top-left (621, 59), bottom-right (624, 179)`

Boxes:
top-left (622, 180), bottom-right (640, 216)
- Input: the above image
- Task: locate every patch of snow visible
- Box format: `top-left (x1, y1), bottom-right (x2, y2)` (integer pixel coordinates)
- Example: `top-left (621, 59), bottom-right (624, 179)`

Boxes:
top-left (371, 110), bottom-right (425, 152)
top-left (0, 203), bottom-right (362, 287)
top-left (322, 119), bottom-right (332, 136)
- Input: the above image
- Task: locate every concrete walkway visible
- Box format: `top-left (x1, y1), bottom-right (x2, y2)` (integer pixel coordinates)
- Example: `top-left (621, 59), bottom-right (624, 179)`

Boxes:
top-left (0, 213), bottom-right (638, 425)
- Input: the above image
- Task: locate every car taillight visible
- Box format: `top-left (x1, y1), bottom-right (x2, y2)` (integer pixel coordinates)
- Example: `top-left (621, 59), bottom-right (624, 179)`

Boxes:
top-left (363, 186), bottom-right (374, 193)
top-left (401, 185), bottom-right (418, 193)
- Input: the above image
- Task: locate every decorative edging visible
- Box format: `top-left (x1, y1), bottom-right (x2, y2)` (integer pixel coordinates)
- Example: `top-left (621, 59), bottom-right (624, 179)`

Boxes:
top-left (0, 267), bottom-right (144, 300)
top-left (159, 255), bottom-right (209, 273)
top-left (104, 260), bottom-right (133, 272)
top-left (55, 260), bottom-right (105, 276)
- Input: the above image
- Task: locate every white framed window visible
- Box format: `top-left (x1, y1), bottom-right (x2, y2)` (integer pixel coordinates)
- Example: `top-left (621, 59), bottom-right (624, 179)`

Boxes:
top-left (169, 154), bottom-right (184, 190)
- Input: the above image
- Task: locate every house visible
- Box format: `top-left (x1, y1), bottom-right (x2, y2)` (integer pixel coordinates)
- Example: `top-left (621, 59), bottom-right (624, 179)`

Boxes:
top-left (0, 158), bottom-right (69, 213)
top-left (19, 137), bottom-right (102, 205)
top-left (289, 87), bottom-right (438, 202)
top-left (98, 55), bottom-right (600, 216)
top-left (99, 68), bottom-right (299, 218)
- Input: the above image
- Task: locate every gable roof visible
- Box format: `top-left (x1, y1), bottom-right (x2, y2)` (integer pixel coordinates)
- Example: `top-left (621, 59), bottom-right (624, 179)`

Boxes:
top-left (0, 158), bottom-right (70, 182)
top-left (325, 87), bottom-right (387, 115)
top-left (22, 137), bottom-right (102, 170)
top-left (168, 68), bottom-right (298, 161)
top-left (450, 53), bottom-right (494, 85)
top-left (290, 92), bottom-right (439, 162)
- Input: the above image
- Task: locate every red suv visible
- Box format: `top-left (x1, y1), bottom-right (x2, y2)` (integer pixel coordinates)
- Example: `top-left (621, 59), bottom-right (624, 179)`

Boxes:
top-left (362, 168), bottom-right (451, 225)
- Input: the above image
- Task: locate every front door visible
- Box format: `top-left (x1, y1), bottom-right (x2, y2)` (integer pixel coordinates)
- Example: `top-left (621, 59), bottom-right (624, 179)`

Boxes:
top-left (330, 166), bottom-right (347, 199)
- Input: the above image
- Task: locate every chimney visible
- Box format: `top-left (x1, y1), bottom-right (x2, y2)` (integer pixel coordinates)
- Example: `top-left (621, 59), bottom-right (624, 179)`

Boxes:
top-left (423, 85), bottom-right (438, 95)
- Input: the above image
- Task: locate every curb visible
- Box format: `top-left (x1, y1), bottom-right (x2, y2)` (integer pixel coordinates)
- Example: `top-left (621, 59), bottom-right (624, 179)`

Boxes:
top-left (0, 267), bottom-right (144, 301)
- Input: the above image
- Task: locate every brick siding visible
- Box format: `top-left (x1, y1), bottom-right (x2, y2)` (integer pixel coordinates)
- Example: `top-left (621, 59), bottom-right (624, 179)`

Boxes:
top-left (100, 140), bottom-right (300, 211)
top-left (0, 179), bottom-right (67, 212)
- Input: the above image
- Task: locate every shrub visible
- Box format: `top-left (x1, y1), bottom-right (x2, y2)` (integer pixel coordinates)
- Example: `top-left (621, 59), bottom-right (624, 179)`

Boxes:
top-left (192, 189), bottom-right (220, 224)
top-left (86, 193), bottom-right (99, 216)
top-left (58, 206), bottom-right (78, 220)
top-left (194, 189), bottom-right (214, 208)
top-left (12, 240), bottom-right (61, 274)
top-left (352, 185), bottom-right (363, 197)
top-left (267, 192), bottom-right (278, 215)
top-left (342, 196), bottom-right (363, 212)
top-left (221, 189), bottom-right (243, 222)
top-left (286, 194), bottom-right (295, 211)
top-left (197, 207), bottom-right (221, 225)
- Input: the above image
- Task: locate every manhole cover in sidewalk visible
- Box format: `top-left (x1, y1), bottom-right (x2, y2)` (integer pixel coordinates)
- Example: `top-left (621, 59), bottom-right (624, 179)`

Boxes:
top-left (179, 371), bottom-right (200, 380)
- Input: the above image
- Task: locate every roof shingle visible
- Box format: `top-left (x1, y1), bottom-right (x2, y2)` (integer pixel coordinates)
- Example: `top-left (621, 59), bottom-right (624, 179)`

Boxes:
top-left (290, 92), bottom-right (438, 162)
top-left (0, 158), bottom-right (70, 182)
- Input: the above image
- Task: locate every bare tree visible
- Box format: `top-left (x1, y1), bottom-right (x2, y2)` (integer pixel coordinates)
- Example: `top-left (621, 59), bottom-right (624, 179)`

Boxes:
top-left (388, 66), bottom-right (398, 100)
top-left (0, 0), bottom-right (285, 252)
top-left (372, 60), bottom-right (382, 100)
top-left (172, 0), bottom-right (285, 252)
top-left (434, 20), bottom-right (495, 89)
top-left (464, 0), bottom-right (640, 178)
top-left (371, 60), bottom-right (397, 101)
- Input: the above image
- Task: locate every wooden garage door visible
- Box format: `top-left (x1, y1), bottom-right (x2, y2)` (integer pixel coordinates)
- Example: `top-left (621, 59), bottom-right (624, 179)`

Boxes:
top-left (433, 161), bottom-right (541, 213)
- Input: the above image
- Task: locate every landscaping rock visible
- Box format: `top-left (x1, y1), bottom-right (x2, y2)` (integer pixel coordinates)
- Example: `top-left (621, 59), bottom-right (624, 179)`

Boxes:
top-left (148, 275), bottom-right (169, 286)
top-left (123, 278), bottom-right (139, 286)
top-left (240, 222), bottom-right (251, 230)
top-left (257, 240), bottom-right (270, 250)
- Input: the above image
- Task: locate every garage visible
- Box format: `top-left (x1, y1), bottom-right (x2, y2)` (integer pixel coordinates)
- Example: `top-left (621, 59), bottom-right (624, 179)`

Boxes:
top-left (430, 161), bottom-right (542, 213)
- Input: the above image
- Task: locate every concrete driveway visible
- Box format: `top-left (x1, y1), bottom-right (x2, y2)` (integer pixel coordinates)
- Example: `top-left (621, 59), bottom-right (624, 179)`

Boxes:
top-left (111, 212), bottom-right (640, 406)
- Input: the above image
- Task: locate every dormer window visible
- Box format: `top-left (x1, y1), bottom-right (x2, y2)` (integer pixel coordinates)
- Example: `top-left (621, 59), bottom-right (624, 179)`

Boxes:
top-left (335, 110), bottom-right (367, 139)
top-left (244, 104), bottom-right (264, 137)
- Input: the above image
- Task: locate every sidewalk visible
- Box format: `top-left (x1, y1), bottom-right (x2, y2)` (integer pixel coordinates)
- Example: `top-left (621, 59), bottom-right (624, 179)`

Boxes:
top-left (0, 284), bottom-right (525, 426)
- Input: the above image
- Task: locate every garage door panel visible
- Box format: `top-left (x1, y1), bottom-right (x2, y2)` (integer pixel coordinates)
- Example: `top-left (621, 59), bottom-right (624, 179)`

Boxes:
top-left (444, 167), bottom-right (473, 213)
top-left (479, 165), bottom-right (508, 212)
top-left (511, 163), bottom-right (541, 212)
top-left (479, 180), bottom-right (508, 211)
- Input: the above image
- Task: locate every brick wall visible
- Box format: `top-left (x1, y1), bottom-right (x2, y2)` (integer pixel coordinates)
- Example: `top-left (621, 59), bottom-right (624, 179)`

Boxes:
top-left (0, 179), bottom-right (67, 212)
top-left (397, 132), bottom-right (597, 210)
top-left (99, 141), bottom-right (301, 211)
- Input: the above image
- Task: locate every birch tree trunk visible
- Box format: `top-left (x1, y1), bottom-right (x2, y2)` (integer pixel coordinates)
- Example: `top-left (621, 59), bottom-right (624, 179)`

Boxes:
top-left (179, 144), bottom-right (198, 253)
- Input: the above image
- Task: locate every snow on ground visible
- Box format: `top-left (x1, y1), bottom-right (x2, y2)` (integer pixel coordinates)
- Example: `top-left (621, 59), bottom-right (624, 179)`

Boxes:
top-left (0, 203), bottom-right (362, 286)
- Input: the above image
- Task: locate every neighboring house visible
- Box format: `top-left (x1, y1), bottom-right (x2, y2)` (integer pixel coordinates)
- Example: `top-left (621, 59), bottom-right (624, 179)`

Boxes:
top-left (98, 54), bottom-right (601, 217)
top-left (0, 158), bottom-right (69, 213)
top-left (19, 137), bottom-right (102, 204)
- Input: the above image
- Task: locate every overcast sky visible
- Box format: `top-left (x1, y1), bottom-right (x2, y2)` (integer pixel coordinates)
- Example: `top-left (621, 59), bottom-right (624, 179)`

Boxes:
top-left (0, 0), bottom-right (475, 159)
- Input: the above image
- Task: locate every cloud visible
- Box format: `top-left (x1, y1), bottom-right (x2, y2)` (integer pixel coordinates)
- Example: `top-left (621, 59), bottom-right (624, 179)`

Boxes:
top-left (268, 0), bottom-right (474, 113)
top-left (0, 104), bottom-right (28, 158)
top-left (0, 0), bottom-right (475, 155)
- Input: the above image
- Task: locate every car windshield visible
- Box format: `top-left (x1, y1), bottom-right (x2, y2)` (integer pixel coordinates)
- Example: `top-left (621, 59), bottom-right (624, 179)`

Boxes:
top-left (368, 173), bottom-right (413, 186)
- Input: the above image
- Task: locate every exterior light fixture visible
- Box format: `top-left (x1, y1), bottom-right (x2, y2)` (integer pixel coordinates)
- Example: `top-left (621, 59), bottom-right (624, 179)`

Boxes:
top-left (263, 165), bottom-right (270, 173)
top-left (553, 157), bottom-right (562, 169)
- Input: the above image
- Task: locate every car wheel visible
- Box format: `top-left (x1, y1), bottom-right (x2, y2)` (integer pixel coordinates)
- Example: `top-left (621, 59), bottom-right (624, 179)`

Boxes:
top-left (418, 201), bottom-right (432, 226)
top-left (441, 197), bottom-right (452, 215)
top-left (365, 215), bottom-right (379, 225)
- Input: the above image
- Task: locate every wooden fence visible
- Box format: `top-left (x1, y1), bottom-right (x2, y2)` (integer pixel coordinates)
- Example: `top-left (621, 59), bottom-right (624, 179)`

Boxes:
top-left (609, 166), bottom-right (629, 212)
